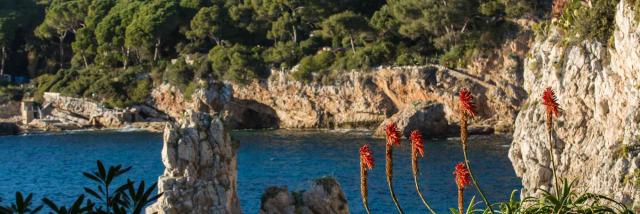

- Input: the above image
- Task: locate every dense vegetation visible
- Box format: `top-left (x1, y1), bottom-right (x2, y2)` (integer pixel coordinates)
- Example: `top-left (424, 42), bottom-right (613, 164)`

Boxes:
top-left (0, 0), bottom-right (553, 106)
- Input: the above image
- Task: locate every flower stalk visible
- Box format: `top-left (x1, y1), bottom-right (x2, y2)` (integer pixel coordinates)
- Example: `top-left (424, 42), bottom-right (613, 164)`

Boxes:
top-left (410, 130), bottom-right (436, 214)
top-left (360, 144), bottom-right (375, 214)
top-left (384, 123), bottom-right (404, 214)
top-left (454, 162), bottom-right (471, 214)
top-left (543, 87), bottom-right (561, 195)
top-left (458, 88), bottom-right (495, 214)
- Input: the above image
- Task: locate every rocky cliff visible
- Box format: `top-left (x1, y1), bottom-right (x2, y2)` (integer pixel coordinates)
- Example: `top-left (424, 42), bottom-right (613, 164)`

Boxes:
top-left (230, 65), bottom-right (525, 136)
top-left (147, 82), bottom-right (241, 214)
top-left (509, 0), bottom-right (640, 208)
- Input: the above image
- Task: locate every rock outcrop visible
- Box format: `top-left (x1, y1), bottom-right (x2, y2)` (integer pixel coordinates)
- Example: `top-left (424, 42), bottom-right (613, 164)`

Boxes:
top-left (509, 0), bottom-right (640, 209)
top-left (231, 65), bottom-right (525, 133)
top-left (259, 177), bottom-right (349, 214)
top-left (373, 101), bottom-right (494, 138)
top-left (147, 82), bottom-right (240, 214)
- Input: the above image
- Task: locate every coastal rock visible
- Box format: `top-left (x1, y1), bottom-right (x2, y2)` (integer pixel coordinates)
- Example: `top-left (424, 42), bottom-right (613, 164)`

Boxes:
top-left (0, 122), bottom-right (20, 135)
top-left (147, 82), bottom-right (240, 214)
top-left (509, 0), bottom-right (640, 209)
top-left (373, 101), bottom-right (453, 138)
top-left (150, 82), bottom-right (233, 120)
top-left (259, 177), bottom-right (349, 214)
top-left (231, 65), bottom-right (524, 133)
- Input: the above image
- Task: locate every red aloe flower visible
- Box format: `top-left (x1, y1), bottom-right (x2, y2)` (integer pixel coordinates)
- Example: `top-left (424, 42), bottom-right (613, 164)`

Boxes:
top-left (360, 144), bottom-right (375, 170)
top-left (459, 88), bottom-right (477, 117)
top-left (410, 130), bottom-right (425, 157)
top-left (454, 162), bottom-right (471, 189)
top-left (385, 123), bottom-right (400, 146)
top-left (542, 87), bottom-right (561, 117)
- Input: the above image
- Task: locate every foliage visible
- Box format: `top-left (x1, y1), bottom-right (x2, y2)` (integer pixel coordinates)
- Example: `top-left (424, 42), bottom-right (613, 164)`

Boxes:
top-left (558, 0), bottom-right (618, 44)
top-left (291, 51), bottom-right (335, 82)
top-left (0, 160), bottom-right (161, 214)
top-left (493, 179), bottom-right (634, 214)
top-left (0, 0), bottom-right (555, 107)
top-left (208, 44), bottom-right (267, 84)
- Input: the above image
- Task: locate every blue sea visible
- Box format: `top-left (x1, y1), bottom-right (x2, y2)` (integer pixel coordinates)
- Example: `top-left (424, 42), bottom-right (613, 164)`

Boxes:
top-left (0, 130), bottom-right (521, 213)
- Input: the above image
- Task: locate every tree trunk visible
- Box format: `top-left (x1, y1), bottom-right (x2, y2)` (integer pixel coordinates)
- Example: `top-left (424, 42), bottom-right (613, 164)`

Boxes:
top-left (59, 37), bottom-right (64, 68)
top-left (82, 54), bottom-right (88, 68)
top-left (154, 38), bottom-right (161, 62)
top-left (213, 36), bottom-right (221, 46)
top-left (1, 46), bottom-right (6, 76)
top-left (124, 47), bottom-right (130, 70)
top-left (349, 35), bottom-right (356, 54)
top-left (292, 25), bottom-right (298, 44)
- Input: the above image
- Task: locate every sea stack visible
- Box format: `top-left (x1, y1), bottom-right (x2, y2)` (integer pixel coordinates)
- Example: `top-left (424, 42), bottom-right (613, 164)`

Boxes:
top-left (147, 82), bottom-right (241, 214)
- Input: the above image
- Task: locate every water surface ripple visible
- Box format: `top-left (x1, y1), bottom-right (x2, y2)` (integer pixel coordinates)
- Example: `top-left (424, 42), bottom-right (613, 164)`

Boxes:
top-left (0, 130), bottom-right (521, 213)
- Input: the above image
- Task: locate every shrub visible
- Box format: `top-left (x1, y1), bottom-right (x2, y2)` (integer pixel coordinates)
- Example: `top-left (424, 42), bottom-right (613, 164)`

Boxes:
top-left (332, 41), bottom-right (393, 70)
top-left (164, 58), bottom-right (194, 90)
top-left (209, 44), bottom-right (268, 84)
top-left (559, 0), bottom-right (617, 43)
top-left (291, 51), bottom-right (335, 82)
top-left (262, 41), bottom-right (301, 69)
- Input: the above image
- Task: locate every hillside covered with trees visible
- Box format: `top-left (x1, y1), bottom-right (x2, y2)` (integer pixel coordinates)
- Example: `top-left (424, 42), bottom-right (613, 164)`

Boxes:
top-left (0, 0), bottom-right (550, 107)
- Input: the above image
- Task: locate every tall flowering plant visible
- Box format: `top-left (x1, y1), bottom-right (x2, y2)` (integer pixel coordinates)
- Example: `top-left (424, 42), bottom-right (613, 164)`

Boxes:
top-left (458, 88), bottom-right (495, 213)
top-left (360, 144), bottom-right (374, 214)
top-left (384, 123), bottom-right (404, 214)
top-left (410, 130), bottom-right (436, 214)
top-left (543, 87), bottom-right (561, 194)
top-left (454, 162), bottom-right (471, 214)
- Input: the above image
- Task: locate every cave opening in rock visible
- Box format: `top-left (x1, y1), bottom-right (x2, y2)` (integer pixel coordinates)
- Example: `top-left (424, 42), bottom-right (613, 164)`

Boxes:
top-left (237, 108), bottom-right (279, 129)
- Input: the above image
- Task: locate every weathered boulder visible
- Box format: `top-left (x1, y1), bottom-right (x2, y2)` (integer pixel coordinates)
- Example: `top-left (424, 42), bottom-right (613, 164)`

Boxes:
top-left (373, 101), bottom-right (452, 138)
top-left (509, 0), bottom-right (640, 209)
top-left (40, 92), bottom-right (137, 128)
top-left (147, 83), bottom-right (240, 214)
top-left (259, 177), bottom-right (349, 214)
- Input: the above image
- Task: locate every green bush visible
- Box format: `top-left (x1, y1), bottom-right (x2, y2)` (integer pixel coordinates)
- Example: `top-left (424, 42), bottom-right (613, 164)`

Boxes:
top-left (262, 41), bottom-right (301, 69)
top-left (559, 0), bottom-right (617, 43)
top-left (209, 44), bottom-right (268, 84)
top-left (332, 41), bottom-right (393, 70)
top-left (292, 51), bottom-right (336, 82)
top-left (164, 58), bottom-right (194, 90)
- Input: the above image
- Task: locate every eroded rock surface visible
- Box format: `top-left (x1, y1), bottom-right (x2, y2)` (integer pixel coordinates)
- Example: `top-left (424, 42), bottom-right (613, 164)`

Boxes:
top-left (232, 65), bottom-right (525, 133)
top-left (259, 177), bottom-right (349, 214)
top-left (509, 0), bottom-right (640, 208)
top-left (147, 83), bottom-right (240, 214)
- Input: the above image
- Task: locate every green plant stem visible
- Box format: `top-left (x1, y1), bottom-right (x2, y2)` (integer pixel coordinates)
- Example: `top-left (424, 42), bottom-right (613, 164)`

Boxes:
top-left (362, 198), bottom-right (371, 214)
top-left (462, 144), bottom-right (495, 214)
top-left (413, 173), bottom-right (436, 214)
top-left (385, 144), bottom-right (404, 214)
top-left (547, 115), bottom-right (561, 197)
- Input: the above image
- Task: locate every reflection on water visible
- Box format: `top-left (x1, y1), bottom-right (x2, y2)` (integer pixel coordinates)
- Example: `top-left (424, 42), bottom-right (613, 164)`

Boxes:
top-left (0, 130), bottom-right (521, 213)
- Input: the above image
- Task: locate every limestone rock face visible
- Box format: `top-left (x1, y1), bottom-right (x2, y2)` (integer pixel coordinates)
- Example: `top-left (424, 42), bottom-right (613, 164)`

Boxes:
top-left (147, 83), bottom-right (240, 214)
top-left (38, 92), bottom-right (136, 128)
top-left (150, 83), bottom-right (233, 120)
top-left (509, 0), bottom-right (640, 208)
top-left (259, 177), bottom-right (349, 214)
top-left (231, 71), bottom-right (395, 129)
top-left (231, 65), bottom-right (524, 132)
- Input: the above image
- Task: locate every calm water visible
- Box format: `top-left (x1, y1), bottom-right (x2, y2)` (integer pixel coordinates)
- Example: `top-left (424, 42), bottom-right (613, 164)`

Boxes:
top-left (0, 130), bottom-right (521, 213)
